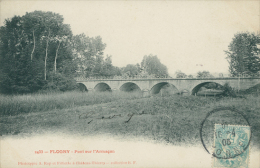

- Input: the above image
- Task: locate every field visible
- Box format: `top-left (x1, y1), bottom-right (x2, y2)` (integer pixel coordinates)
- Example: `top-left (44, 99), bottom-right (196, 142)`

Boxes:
top-left (0, 91), bottom-right (143, 116)
top-left (0, 91), bottom-right (260, 150)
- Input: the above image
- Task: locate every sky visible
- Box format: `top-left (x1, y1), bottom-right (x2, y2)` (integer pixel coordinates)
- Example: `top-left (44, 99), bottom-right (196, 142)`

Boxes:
top-left (1, 0), bottom-right (259, 76)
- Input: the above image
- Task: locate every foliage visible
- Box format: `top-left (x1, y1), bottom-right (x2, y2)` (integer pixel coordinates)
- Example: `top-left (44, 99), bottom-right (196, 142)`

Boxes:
top-left (136, 71), bottom-right (156, 78)
top-left (219, 73), bottom-right (224, 77)
top-left (72, 34), bottom-right (104, 77)
top-left (141, 54), bottom-right (168, 78)
top-left (225, 32), bottom-right (260, 77)
top-left (0, 11), bottom-right (74, 94)
top-left (221, 83), bottom-right (237, 97)
top-left (0, 10), bottom-right (174, 95)
top-left (175, 70), bottom-right (187, 78)
top-left (187, 75), bottom-right (194, 78)
top-left (122, 64), bottom-right (140, 77)
top-left (100, 55), bottom-right (122, 77)
top-left (42, 72), bottom-right (78, 92)
top-left (0, 11), bottom-right (124, 94)
top-left (71, 34), bottom-right (121, 78)
top-left (196, 71), bottom-right (214, 78)
top-left (241, 84), bottom-right (260, 95)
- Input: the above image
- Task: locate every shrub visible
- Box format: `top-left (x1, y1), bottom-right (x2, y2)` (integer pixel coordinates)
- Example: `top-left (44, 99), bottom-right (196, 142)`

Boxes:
top-left (221, 83), bottom-right (237, 97)
top-left (43, 72), bottom-right (78, 92)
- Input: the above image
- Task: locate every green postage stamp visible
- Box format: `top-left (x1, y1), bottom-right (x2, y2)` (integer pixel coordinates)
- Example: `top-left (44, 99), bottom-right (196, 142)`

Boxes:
top-left (212, 124), bottom-right (250, 168)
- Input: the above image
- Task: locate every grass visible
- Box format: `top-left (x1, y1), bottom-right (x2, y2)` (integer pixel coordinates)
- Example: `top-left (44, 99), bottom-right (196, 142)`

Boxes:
top-left (0, 91), bottom-right (143, 116)
top-left (0, 92), bottom-right (259, 149)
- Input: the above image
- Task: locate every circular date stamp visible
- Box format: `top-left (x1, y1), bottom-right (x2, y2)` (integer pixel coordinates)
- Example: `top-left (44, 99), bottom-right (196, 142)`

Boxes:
top-left (199, 107), bottom-right (251, 168)
top-left (212, 124), bottom-right (250, 168)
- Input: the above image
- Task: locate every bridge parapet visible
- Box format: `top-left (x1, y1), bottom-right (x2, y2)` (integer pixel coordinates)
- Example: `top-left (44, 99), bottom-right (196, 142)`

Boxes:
top-left (76, 77), bottom-right (260, 82)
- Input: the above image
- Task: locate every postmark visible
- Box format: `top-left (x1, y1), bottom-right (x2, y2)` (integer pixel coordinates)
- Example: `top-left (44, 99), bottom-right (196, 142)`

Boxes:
top-left (212, 124), bottom-right (250, 168)
top-left (199, 107), bottom-right (252, 168)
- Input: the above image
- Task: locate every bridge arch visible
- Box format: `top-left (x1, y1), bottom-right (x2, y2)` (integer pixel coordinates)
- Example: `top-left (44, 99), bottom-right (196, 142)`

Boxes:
top-left (191, 82), bottom-right (223, 95)
top-left (119, 82), bottom-right (141, 92)
top-left (150, 82), bottom-right (179, 95)
top-left (94, 83), bottom-right (112, 92)
top-left (77, 83), bottom-right (88, 92)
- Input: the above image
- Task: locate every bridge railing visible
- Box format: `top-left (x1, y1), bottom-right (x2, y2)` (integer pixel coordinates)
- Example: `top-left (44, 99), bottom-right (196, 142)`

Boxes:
top-left (75, 75), bottom-right (169, 81)
top-left (75, 75), bottom-right (260, 81)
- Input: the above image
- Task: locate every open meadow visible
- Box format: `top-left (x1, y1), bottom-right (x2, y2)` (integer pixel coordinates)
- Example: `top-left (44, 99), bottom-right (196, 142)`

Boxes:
top-left (0, 91), bottom-right (259, 150)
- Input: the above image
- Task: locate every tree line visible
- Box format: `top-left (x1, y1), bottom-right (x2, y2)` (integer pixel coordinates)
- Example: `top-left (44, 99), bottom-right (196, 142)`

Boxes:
top-left (174, 70), bottom-right (214, 79)
top-left (1, 11), bottom-right (259, 94)
top-left (0, 11), bottom-right (168, 94)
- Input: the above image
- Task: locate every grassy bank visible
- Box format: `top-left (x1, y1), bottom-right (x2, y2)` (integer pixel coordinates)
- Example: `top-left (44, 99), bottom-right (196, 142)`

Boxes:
top-left (1, 94), bottom-right (259, 149)
top-left (0, 91), bottom-right (143, 116)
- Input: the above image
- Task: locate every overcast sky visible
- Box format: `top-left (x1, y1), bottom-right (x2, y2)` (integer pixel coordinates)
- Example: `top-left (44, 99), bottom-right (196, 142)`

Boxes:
top-left (1, 1), bottom-right (259, 76)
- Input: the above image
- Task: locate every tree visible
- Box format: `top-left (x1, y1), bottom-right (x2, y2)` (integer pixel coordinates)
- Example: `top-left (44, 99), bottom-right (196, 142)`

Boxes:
top-left (188, 75), bottom-right (193, 78)
top-left (0, 16), bottom-right (45, 93)
top-left (71, 34), bottom-right (106, 78)
top-left (0, 11), bottom-right (75, 94)
top-left (21, 11), bottom-right (73, 80)
top-left (99, 55), bottom-right (121, 77)
top-left (71, 35), bottom-right (122, 78)
top-left (197, 71), bottom-right (214, 78)
top-left (225, 32), bottom-right (260, 77)
top-left (22, 12), bottom-right (40, 61)
top-left (122, 64), bottom-right (139, 77)
top-left (53, 24), bottom-right (71, 74)
top-left (175, 70), bottom-right (187, 78)
top-left (140, 54), bottom-right (168, 78)
top-left (38, 12), bottom-right (66, 80)
top-left (135, 63), bottom-right (142, 73)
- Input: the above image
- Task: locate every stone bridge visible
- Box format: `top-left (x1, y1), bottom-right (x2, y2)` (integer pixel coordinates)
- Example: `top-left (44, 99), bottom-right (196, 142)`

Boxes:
top-left (76, 78), bottom-right (260, 96)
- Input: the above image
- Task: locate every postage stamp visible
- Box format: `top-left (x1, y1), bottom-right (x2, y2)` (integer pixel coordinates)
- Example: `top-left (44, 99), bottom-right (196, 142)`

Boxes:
top-left (212, 124), bottom-right (250, 168)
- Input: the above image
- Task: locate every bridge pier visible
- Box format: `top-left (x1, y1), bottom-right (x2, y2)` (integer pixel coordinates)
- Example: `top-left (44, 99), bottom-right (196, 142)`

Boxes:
top-left (87, 88), bottom-right (94, 93)
top-left (112, 88), bottom-right (117, 92)
top-left (142, 89), bottom-right (150, 97)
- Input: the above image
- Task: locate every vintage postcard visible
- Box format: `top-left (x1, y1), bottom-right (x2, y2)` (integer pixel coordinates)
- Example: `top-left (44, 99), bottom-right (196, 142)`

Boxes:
top-left (0, 0), bottom-right (260, 168)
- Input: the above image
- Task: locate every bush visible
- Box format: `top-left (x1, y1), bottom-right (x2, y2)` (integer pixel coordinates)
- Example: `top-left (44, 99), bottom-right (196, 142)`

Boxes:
top-left (43, 72), bottom-right (78, 92)
top-left (221, 83), bottom-right (237, 97)
top-left (240, 84), bottom-right (260, 95)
